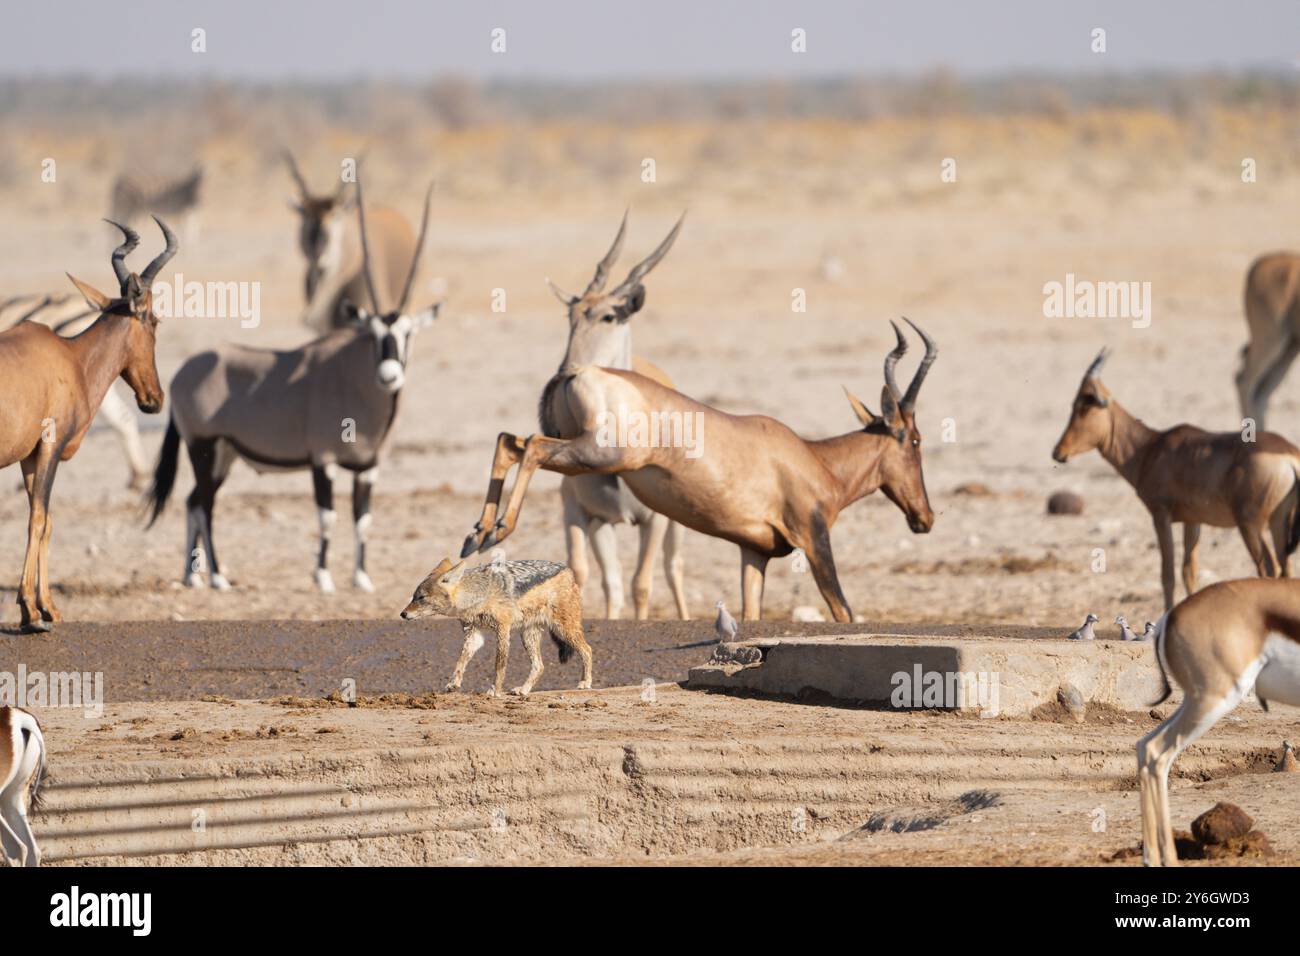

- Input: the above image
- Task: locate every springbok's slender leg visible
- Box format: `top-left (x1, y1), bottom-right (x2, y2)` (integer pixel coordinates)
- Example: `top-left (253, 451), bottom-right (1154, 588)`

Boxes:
top-left (445, 625), bottom-right (486, 692)
top-left (632, 513), bottom-right (669, 620)
top-left (17, 449), bottom-right (56, 632)
top-left (1153, 512), bottom-right (1177, 610)
top-left (801, 528), bottom-right (853, 623)
top-left (460, 433), bottom-right (527, 557)
top-left (351, 468), bottom-right (376, 592)
top-left (739, 547), bottom-right (770, 622)
top-left (561, 482), bottom-right (590, 594)
top-left (311, 464), bottom-right (337, 593)
top-left (1181, 523), bottom-right (1201, 597)
top-left (663, 520), bottom-right (690, 620)
top-left (1268, 498), bottom-right (1295, 578)
top-left (513, 625), bottom-right (545, 696)
top-left (587, 519), bottom-right (624, 619)
top-left (490, 619), bottom-right (512, 697)
top-left (0, 808), bottom-right (25, 866)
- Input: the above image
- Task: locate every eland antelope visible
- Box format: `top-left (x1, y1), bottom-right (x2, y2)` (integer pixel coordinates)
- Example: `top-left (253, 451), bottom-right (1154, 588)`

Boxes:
top-left (546, 212), bottom-right (690, 620)
top-left (1139, 578), bottom-right (1300, 865)
top-left (0, 706), bottom-right (46, 867)
top-left (284, 152), bottom-right (417, 332)
top-left (1237, 252), bottom-right (1300, 431)
top-left (460, 317), bottom-right (939, 623)
top-left (2, 294), bottom-right (152, 489)
top-left (147, 179), bottom-right (438, 593)
top-left (1053, 349), bottom-right (1300, 610)
top-left (0, 218), bottom-right (174, 631)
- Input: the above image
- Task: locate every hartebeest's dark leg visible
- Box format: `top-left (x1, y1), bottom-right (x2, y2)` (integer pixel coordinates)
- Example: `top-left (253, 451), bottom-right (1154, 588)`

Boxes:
top-left (1152, 511), bottom-right (1177, 611)
top-left (34, 456), bottom-right (61, 623)
top-left (802, 515), bottom-right (852, 623)
top-left (461, 433), bottom-right (528, 557)
top-left (351, 469), bottom-right (375, 592)
top-left (311, 464), bottom-right (336, 593)
top-left (17, 449), bottom-right (58, 631)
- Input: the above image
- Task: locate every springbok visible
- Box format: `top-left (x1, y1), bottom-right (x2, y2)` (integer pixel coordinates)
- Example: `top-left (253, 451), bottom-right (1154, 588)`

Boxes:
top-left (1236, 252), bottom-right (1300, 431)
top-left (459, 318), bottom-right (938, 623)
top-left (111, 166), bottom-right (203, 245)
top-left (147, 180), bottom-right (438, 593)
top-left (546, 212), bottom-right (690, 619)
top-left (0, 706), bottom-right (46, 867)
top-left (284, 152), bottom-right (417, 332)
top-left (1139, 578), bottom-right (1300, 865)
top-left (1052, 349), bottom-right (1300, 610)
top-left (3, 294), bottom-right (152, 489)
top-left (0, 219), bottom-right (173, 630)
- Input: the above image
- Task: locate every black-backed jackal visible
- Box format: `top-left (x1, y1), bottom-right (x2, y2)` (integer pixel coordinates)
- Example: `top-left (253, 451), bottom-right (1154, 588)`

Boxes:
top-left (400, 558), bottom-right (593, 696)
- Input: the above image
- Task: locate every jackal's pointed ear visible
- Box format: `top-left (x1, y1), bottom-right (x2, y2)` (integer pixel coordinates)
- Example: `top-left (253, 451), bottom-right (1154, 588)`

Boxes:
top-left (66, 274), bottom-right (112, 313)
top-left (843, 386), bottom-right (877, 427)
top-left (440, 560), bottom-right (466, 585)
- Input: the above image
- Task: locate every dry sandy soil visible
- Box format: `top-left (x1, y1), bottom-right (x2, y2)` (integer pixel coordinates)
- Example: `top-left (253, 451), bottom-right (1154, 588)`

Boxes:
top-left (4, 106), bottom-right (1300, 865)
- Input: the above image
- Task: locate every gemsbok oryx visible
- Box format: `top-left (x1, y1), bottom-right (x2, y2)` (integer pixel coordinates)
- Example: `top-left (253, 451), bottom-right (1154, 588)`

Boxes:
top-left (1052, 349), bottom-right (1300, 610)
top-left (0, 706), bottom-right (46, 867)
top-left (2, 294), bottom-right (152, 489)
top-left (111, 166), bottom-right (203, 245)
top-left (545, 212), bottom-right (690, 619)
top-left (1236, 252), bottom-right (1300, 431)
top-left (147, 180), bottom-right (438, 593)
top-left (284, 151), bottom-right (417, 332)
top-left (0, 218), bottom-right (174, 631)
top-left (1139, 578), bottom-right (1300, 865)
top-left (460, 318), bottom-right (939, 622)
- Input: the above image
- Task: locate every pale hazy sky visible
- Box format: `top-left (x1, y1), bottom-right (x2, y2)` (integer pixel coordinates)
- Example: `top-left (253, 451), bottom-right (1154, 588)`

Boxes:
top-left (1, 0), bottom-right (1295, 80)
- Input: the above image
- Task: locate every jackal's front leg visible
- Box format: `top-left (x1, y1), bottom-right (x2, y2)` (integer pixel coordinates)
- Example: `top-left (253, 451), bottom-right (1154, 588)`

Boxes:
top-left (445, 625), bottom-right (486, 692)
top-left (490, 621), bottom-right (511, 696)
top-left (512, 625), bottom-right (545, 696)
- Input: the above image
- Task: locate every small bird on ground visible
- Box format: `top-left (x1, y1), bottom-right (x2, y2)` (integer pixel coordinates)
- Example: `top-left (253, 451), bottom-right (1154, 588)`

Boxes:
top-left (1115, 615), bottom-right (1141, 641)
top-left (1067, 613), bottom-right (1099, 641)
top-left (1276, 741), bottom-right (1299, 773)
top-left (714, 600), bottom-right (738, 643)
top-left (1142, 622), bottom-right (1157, 641)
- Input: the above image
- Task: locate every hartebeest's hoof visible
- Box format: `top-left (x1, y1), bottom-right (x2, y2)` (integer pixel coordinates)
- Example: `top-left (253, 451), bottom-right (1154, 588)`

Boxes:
top-left (20, 619), bottom-right (52, 634)
top-left (478, 521), bottom-right (507, 553)
top-left (459, 527), bottom-right (484, 559)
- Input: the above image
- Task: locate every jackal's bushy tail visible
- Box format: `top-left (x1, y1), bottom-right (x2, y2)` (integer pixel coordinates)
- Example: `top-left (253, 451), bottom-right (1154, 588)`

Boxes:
top-left (550, 629), bottom-right (575, 664)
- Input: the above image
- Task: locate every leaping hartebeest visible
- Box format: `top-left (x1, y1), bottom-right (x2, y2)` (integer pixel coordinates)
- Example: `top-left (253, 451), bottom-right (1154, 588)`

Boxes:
top-left (0, 218), bottom-right (174, 631)
top-left (147, 179), bottom-right (438, 593)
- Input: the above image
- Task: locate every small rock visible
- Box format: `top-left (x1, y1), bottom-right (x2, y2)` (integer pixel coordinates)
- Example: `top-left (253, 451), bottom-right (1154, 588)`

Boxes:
top-left (1057, 683), bottom-right (1086, 723)
top-left (1191, 802), bottom-right (1254, 845)
top-left (1047, 491), bottom-right (1085, 515)
top-left (953, 482), bottom-right (994, 497)
top-left (792, 606), bottom-right (825, 623)
top-left (1200, 830), bottom-right (1274, 860)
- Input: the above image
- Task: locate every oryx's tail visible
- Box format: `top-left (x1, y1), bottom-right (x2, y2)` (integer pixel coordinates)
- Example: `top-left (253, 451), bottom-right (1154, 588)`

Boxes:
top-left (1148, 612), bottom-right (1173, 707)
top-left (146, 416), bottom-right (181, 529)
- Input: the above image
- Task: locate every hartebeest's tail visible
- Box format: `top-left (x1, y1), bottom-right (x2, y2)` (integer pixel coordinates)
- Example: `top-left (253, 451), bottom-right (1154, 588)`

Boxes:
top-left (146, 416), bottom-right (182, 528)
top-left (1148, 612), bottom-right (1173, 707)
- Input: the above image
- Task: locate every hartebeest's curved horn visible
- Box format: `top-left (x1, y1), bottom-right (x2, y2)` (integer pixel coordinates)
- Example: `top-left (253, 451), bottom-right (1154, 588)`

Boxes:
top-left (1085, 347), bottom-right (1110, 379)
top-left (284, 150), bottom-right (310, 199)
top-left (883, 320), bottom-right (908, 401)
top-left (583, 209), bottom-right (628, 296)
top-left (396, 181), bottom-right (435, 313)
top-left (899, 317), bottom-right (938, 412)
top-left (104, 219), bottom-right (139, 289)
top-left (611, 212), bottom-right (685, 296)
top-left (355, 177), bottom-right (383, 313)
top-left (139, 216), bottom-right (179, 287)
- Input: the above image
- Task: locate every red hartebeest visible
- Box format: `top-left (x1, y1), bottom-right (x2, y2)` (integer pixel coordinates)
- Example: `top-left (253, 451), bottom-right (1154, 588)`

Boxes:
top-left (0, 219), bottom-right (174, 631)
top-left (1053, 349), bottom-right (1300, 610)
top-left (459, 320), bottom-right (939, 622)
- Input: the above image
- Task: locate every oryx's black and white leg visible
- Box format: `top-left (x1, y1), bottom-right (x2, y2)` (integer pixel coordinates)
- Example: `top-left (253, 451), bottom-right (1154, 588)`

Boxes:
top-left (312, 463), bottom-right (337, 593)
top-left (186, 438), bottom-right (234, 590)
top-left (351, 467), bottom-right (376, 592)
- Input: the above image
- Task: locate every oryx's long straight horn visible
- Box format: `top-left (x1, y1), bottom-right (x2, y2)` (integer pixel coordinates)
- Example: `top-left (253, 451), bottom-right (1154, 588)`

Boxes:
top-left (104, 219), bottom-right (139, 289)
top-left (139, 216), bottom-right (178, 287)
top-left (396, 180), bottom-right (435, 312)
top-left (584, 209), bottom-right (628, 296)
top-left (611, 212), bottom-right (685, 296)
top-left (355, 177), bottom-right (382, 313)
top-left (283, 150), bottom-right (310, 199)
top-left (900, 317), bottom-right (938, 412)
top-left (883, 320), bottom-right (908, 400)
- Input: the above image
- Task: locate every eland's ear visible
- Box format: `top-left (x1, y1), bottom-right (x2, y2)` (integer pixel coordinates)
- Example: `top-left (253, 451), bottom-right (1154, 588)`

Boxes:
top-left (66, 274), bottom-right (112, 313)
top-left (842, 386), bottom-right (877, 427)
top-left (616, 283), bottom-right (646, 318)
